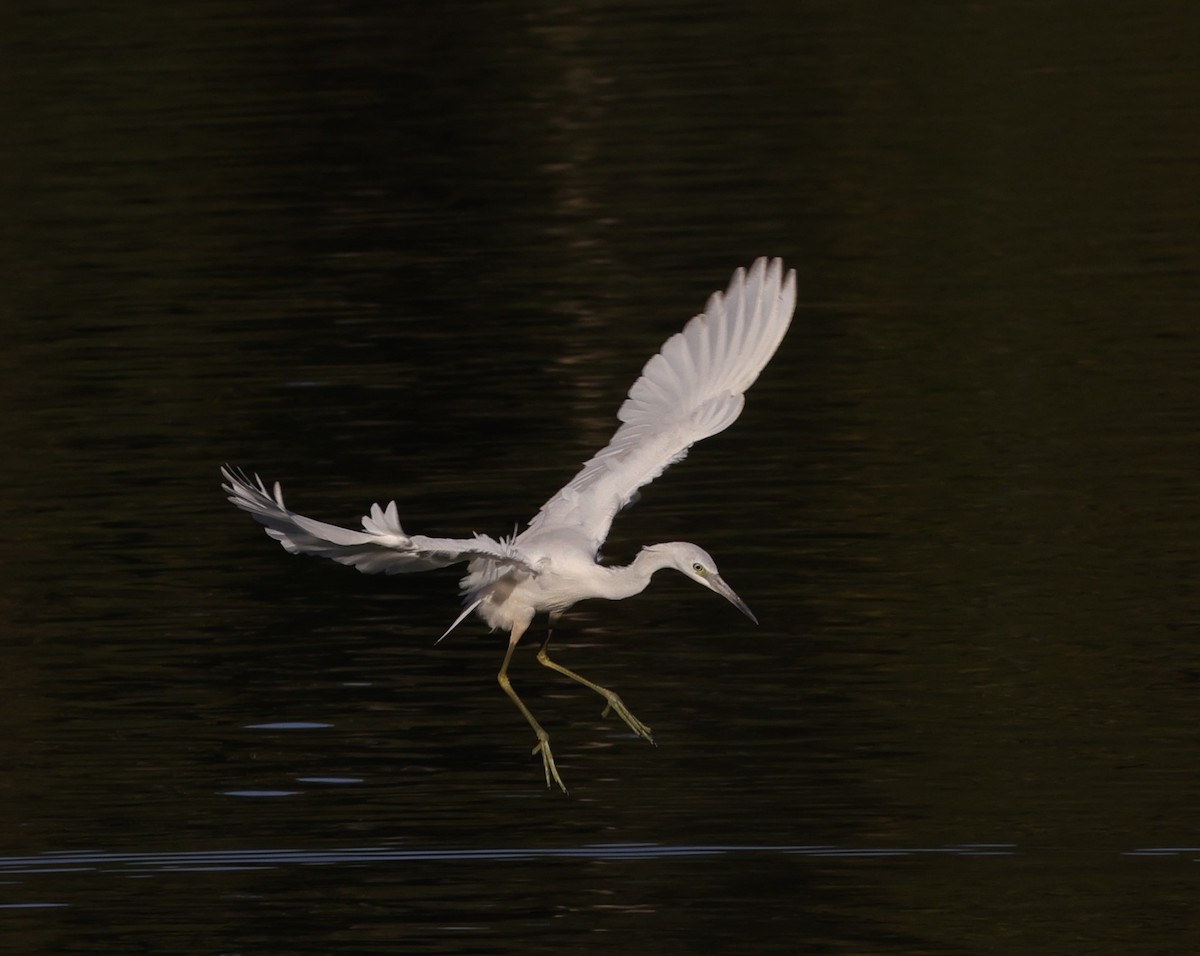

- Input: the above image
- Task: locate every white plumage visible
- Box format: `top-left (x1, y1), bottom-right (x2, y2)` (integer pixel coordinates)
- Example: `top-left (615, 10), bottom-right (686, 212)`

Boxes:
top-left (223, 257), bottom-right (796, 791)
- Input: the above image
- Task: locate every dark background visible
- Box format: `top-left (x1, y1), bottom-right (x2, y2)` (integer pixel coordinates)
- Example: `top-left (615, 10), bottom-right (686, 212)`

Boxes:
top-left (2, 2), bottom-right (1198, 952)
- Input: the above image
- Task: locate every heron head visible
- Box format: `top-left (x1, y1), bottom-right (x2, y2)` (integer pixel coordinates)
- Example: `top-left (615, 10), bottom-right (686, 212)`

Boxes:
top-left (651, 542), bottom-right (758, 624)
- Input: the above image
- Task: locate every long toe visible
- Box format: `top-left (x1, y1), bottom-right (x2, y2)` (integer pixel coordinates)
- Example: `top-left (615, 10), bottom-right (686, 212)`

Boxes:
top-left (601, 694), bottom-right (655, 745)
top-left (532, 739), bottom-right (568, 794)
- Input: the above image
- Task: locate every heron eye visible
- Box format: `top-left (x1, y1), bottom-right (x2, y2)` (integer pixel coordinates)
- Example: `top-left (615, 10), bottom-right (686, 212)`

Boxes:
top-left (692, 562), bottom-right (705, 573)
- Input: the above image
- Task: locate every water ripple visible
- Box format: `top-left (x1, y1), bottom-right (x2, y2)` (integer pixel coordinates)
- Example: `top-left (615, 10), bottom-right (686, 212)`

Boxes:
top-left (0, 842), bottom-right (1025, 875)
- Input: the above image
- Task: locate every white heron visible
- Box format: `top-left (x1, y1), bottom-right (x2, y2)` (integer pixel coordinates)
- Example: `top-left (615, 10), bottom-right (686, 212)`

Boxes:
top-left (222, 257), bottom-right (796, 791)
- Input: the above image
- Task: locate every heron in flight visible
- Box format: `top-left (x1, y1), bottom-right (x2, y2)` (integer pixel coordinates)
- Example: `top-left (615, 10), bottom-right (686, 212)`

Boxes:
top-left (222, 257), bottom-right (796, 791)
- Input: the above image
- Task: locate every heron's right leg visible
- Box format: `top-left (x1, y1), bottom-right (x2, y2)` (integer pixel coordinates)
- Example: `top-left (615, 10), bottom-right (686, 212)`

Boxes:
top-left (537, 633), bottom-right (655, 745)
top-left (497, 622), bottom-right (567, 793)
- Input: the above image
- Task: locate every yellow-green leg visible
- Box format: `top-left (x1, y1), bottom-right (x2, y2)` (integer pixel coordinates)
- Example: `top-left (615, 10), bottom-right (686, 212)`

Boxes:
top-left (497, 622), bottom-right (567, 793)
top-left (537, 634), bottom-right (655, 745)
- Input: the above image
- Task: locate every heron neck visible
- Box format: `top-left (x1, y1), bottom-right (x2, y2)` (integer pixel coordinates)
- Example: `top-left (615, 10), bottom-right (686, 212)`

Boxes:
top-left (601, 547), bottom-right (675, 601)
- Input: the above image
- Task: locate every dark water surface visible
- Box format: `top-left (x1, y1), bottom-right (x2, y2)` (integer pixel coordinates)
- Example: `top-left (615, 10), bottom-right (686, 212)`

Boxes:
top-left (3, 2), bottom-right (1199, 952)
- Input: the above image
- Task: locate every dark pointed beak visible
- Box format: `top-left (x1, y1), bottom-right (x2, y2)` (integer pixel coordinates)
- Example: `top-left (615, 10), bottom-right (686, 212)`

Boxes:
top-left (708, 573), bottom-right (758, 624)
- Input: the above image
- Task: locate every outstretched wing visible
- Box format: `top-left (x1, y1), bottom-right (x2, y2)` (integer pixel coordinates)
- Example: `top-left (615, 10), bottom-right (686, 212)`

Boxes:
top-left (523, 257), bottom-right (796, 551)
top-left (221, 467), bottom-right (534, 575)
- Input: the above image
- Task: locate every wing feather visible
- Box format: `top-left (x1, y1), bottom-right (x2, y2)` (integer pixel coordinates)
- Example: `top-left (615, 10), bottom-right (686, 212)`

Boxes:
top-left (523, 257), bottom-right (795, 550)
top-left (221, 467), bottom-right (533, 576)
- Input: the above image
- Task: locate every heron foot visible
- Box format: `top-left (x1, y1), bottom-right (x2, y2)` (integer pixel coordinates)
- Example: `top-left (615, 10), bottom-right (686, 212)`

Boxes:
top-left (599, 692), bottom-right (655, 745)
top-left (532, 733), bottom-right (568, 793)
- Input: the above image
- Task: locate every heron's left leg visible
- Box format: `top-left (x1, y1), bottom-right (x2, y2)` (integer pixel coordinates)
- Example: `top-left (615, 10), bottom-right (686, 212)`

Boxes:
top-left (496, 620), bottom-right (567, 792)
top-left (537, 631), bottom-right (655, 745)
